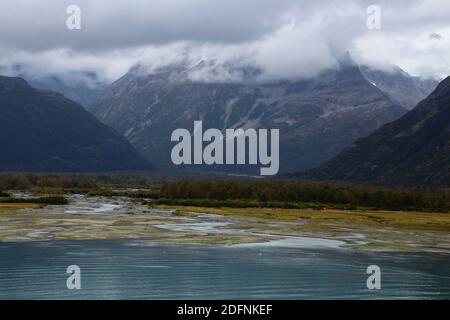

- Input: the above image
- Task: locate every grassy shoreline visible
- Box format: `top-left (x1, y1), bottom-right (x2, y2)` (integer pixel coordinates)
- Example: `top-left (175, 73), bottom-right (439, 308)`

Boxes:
top-left (151, 204), bottom-right (450, 252)
top-left (0, 175), bottom-right (448, 253)
top-left (1, 197), bottom-right (449, 253)
top-left (153, 204), bottom-right (450, 230)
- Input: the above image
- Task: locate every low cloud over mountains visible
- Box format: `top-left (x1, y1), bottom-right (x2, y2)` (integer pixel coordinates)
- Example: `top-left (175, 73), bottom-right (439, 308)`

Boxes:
top-left (0, 0), bottom-right (449, 86)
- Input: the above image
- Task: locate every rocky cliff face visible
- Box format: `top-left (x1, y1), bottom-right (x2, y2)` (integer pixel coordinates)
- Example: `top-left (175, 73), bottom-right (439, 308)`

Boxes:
top-left (88, 60), bottom-right (408, 174)
top-left (360, 65), bottom-right (438, 110)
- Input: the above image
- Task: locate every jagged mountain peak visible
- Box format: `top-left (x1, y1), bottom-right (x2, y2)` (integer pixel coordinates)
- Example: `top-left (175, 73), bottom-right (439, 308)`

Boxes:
top-left (88, 61), bottom-right (407, 174)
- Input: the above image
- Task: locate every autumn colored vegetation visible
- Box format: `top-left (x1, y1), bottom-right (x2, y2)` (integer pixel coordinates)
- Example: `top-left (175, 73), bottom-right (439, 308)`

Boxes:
top-left (157, 180), bottom-right (449, 212)
top-left (0, 175), bottom-right (448, 211)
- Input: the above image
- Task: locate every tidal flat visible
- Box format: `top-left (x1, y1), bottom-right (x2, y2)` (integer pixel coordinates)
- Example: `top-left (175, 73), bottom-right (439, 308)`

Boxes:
top-left (1, 193), bottom-right (449, 253)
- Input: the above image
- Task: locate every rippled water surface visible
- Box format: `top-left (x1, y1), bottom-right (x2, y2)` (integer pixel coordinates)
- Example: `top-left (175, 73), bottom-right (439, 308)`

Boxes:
top-left (0, 240), bottom-right (449, 299)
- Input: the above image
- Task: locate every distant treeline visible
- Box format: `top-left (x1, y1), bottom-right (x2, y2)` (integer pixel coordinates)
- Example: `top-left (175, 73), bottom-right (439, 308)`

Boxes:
top-left (159, 180), bottom-right (450, 212)
top-left (0, 174), bottom-right (98, 189)
top-left (0, 174), bottom-right (160, 190)
top-left (0, 174), bottom-right (448, 211)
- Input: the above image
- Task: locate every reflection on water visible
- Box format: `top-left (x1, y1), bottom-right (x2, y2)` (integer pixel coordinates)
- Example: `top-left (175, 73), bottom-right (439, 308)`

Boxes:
top-left (0, 240), bottom-right (449, 299)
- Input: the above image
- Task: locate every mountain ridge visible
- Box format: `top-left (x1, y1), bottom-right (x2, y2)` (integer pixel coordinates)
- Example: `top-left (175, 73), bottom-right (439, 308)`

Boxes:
top-left (0, 75), bottom-right (152, 172)
top-left (87, 61), bottom-right (409, 174)
top-left (301, 76), bottom-right (450, 187)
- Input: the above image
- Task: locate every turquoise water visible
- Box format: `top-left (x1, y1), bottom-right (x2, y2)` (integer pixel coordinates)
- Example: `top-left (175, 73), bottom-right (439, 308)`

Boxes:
top-left (0, 240), bottom-right (449, 299)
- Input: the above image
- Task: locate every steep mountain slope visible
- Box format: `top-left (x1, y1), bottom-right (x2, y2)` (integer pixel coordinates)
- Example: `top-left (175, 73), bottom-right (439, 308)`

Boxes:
top-left (303, 77), bottom-right (450, 187)
top-left (0, 76), bottom-right (151, 172)
top-left (360, 65), bottom-right (438, 110)
top-left (88, 61), bottom-right (407, 174)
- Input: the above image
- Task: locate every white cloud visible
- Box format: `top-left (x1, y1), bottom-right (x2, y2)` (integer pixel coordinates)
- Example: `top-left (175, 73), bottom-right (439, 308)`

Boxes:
top-left (0, 0), bottom-right (449, 85)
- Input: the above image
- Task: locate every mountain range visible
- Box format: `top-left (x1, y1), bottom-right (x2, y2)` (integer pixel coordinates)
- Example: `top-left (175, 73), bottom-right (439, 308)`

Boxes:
top-left (0, 57), bottom-right (441, 180)
top-left (303, 76), bottom-right (450, 187)
top-left (87, 59), bottom-right (436, 174)
top-left (0, 76), bottom-right (151, 172)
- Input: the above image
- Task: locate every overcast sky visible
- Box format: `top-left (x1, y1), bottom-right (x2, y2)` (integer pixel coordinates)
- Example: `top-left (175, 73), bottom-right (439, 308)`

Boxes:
top-left (0, 0), bottom-right (449, 84)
